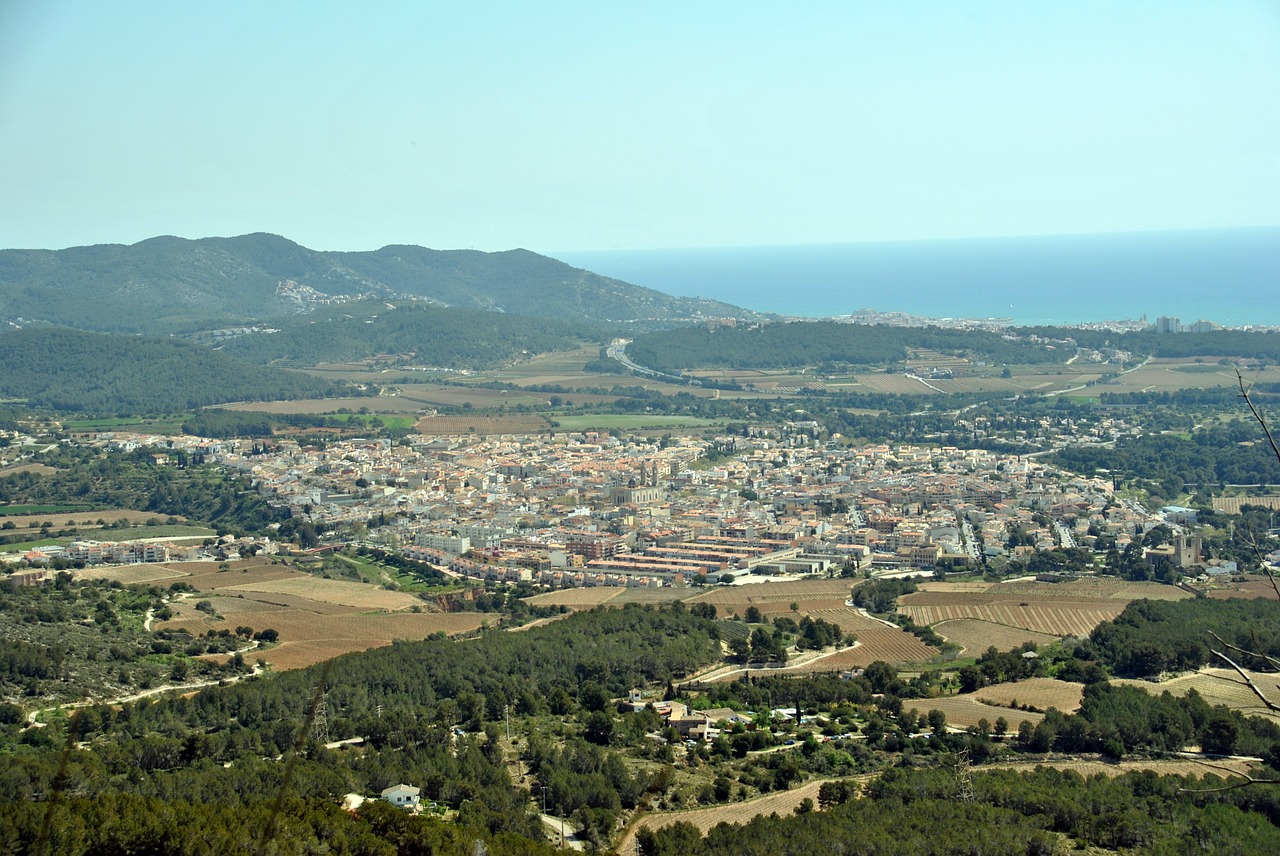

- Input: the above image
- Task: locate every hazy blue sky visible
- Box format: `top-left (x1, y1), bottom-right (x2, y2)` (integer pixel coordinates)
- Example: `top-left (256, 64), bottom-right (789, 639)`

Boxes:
top-left (2, 1), bottom-right (1278, 252)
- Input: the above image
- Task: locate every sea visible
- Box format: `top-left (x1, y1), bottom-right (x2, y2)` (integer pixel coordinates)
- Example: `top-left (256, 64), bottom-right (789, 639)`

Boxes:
top-left (554, 227), bottom-right (1280, 328)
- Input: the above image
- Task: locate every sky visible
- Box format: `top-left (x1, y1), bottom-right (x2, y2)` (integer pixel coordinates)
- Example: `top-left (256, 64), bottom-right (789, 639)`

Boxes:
top-left (1, 1), bottom-right (1278, 253)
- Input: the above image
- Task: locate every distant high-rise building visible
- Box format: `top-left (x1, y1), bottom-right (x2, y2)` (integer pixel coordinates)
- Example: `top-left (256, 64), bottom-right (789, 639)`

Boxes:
top-left (1185, 319), bottom-right (1219, 333)
top-left (1154, 316), bottom-right (1181, 334)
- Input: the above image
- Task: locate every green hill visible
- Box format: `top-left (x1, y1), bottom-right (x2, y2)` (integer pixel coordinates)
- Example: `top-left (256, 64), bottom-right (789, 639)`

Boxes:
top-left (0, 233), bottom-right (755, 334)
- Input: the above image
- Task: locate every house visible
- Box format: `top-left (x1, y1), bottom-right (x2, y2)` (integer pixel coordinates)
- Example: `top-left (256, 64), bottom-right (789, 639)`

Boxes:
top-left (380, 783), bottom-right (421, 810)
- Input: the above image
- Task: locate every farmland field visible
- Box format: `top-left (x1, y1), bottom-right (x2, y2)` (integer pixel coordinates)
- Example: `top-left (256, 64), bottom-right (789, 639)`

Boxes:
top-left (523, 588), bottom-right (624, 610)
top-left (984, 578), bottom-right (1188, 600)
top-left (917, 581), bottom-right (997, 593)
top-left (1211, 496), bottom-right (1280, 514)
top-left (0, 508), bottom-right (182, 531)
top-left (787, 628), bottom-right (937, 670)
top-left (550, 414), bottom-right (723, 431)
top-left (414, 414), bottom-right (552, 435)
top-left (903, 697), bottom-right (1043, 732)
top-left (134, 558), bottom-right (488, 670)
top-left (1205, 577), bottom-right (1280, 599)
top-left (683, 579), bottom-right (854, 617)
top-left (989, 756), bottom-right (1257, 780)
top-left (853, 374), bottom-right (938, 394)
top-left (76, 565), bottom-right (190, 585)
top-left (393, 384), bottom-right (554, 409)
top-left (617, 778), bottom-right (839, 855)
top-left (217, 575), bottom-right (422, 611)
top-left (902, 679), bottom-right (1083, 731)
top-left (899, 578), bottom-right (1191, 638)
top-left (0, 503), bottom-right (93, 516)
top-left (932, 619), bottom-right (1059, 655)
top-left (972, 678), bottom-right (1086, 713)
top-left (608, 587), bottom-right (691, 605)
top-left (227, 396), bottom-right (421, 415)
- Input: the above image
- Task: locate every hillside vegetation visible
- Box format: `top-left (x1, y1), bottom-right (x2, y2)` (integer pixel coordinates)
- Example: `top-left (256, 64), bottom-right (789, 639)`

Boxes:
top-left (0, 328), bottom-right (344, 412)
top-left (624, 321), bottom-right (1066, 374)
top-left (218, 300), bottom-right (599, 367)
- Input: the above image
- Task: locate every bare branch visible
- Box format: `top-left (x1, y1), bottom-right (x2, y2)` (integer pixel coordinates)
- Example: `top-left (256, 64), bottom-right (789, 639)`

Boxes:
top-left (1209, 631), bottom-right (1280, 674)
top-left (1238, 368), bottom-right (1280, 469)
top-left (1209, 646), bottom-right (1280, 712)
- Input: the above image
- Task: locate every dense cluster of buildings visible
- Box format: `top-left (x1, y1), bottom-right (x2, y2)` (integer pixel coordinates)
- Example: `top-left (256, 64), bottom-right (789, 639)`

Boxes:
top-left (73, 419), bottom-right (1197, 585)
top-left (2, 414), bottom-right (1232, 583)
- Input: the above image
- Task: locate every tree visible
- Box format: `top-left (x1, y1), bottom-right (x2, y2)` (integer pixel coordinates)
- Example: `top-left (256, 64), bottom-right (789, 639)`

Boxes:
top-left (1201, 712), bottom-right (1239, 756)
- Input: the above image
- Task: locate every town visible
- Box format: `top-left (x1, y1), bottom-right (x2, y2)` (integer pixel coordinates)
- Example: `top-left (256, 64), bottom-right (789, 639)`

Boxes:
top-left (4, 416), bottom-right (1230, 591)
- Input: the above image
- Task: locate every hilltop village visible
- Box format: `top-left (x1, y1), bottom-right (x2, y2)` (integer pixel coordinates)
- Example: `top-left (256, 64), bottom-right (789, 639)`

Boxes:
top-left (18, 419), bottom-right (1212, 589)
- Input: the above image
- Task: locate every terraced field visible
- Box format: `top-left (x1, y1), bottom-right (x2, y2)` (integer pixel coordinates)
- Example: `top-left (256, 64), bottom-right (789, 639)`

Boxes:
top-left (899, 592), bottom-right (1121, 637)
top-left (789, 628), bottom-right (937, 670)
top-left (899, 578), bottom-right (1190, 638)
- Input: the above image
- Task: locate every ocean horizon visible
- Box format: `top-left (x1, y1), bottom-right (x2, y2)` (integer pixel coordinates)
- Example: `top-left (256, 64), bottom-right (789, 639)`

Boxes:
top-left (553, 227), bottom-right (1280, 328)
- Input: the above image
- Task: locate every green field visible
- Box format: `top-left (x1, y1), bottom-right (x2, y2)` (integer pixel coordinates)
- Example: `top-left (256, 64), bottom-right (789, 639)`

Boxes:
top-left (551, 414), bottom-right (723, 431)
top-left (0, 504), bottom-right (93, 516)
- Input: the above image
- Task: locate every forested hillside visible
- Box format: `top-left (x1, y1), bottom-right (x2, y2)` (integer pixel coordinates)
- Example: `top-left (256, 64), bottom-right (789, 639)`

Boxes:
top-left (218, 300), bottom-right (599, 367)
top-left (638, 765), bottom-right (1280, 855)
top-left (624, 321), bottom-right (1066, 374)
top-left (0, 328), bottom-right (344, 412)
top-left (0, 447), bottom-right (285, 535)
top-left (0, 606), bottom-right (723, 853)
top-left (1087, 597), bottom-right (1280, 677)
top-left (1029, 327), bottom-right (1280, 362)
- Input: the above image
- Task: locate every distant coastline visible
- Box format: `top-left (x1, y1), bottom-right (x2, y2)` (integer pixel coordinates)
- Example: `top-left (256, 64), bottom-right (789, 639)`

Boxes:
top-left (554, 226), bottom-right (1280, 329)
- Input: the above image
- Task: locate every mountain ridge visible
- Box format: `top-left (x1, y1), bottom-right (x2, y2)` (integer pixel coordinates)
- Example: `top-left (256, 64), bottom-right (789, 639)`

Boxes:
top-left (0, 232), bottom-right (757, 334)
